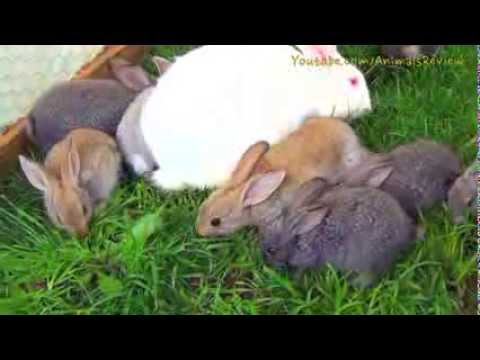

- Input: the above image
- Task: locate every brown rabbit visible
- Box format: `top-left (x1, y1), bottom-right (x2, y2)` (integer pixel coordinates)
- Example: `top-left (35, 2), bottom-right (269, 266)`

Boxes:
top-left (19, 128), bottom-right (122, 236)
top-left (196, 117), bottom-right (372, 237)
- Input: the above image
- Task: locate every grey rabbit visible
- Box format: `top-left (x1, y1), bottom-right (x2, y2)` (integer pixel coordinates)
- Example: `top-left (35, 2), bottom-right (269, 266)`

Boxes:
top-left (259, 178), bottom-right (419, 288)
top-left (335, 140), bottom-right (462, 220)
top-left (448, 163), bottom-right (477, 224)
top-left (26, 56), bottom-right (170, 154)
top-left (381, 45), bottom-right (442, 59)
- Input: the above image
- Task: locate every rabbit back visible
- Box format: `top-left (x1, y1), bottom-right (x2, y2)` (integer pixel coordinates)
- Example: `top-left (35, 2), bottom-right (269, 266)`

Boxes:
top-left (30, 79), bottom-right (137, 153)
top-left (385, 140), bottom-right (462, 218)
top-left (141, 45), bottom-right (371, 189)
top-left (45, 128), bottom-right (121, 200)
top-left (285, 186), bottom-right (416, 282)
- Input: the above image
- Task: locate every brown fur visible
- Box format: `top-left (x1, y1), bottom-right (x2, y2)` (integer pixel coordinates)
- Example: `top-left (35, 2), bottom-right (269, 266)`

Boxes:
top-left (257, 117), bottom-right (364, 185)
top-left (19, 128), bottom-right (121, 237)
top-left (196, 117), bottom-right (370, 237)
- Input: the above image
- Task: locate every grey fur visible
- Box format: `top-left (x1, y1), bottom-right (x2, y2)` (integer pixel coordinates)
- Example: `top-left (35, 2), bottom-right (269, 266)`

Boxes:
top-left (26, 57), bottom-right (169, 155)
top-left (259, 179), bottom-right (418, 288)
top-left (339, 140), bottom-right (463, 219)
top-left (448, 163), bottom-right (477, 224)
top-left (27, 79), bottom-right (137, 153)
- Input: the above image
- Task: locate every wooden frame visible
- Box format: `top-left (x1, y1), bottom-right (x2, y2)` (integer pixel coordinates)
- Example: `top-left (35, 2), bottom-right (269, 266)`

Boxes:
top-left (0, 45), bottom-right (151, 176)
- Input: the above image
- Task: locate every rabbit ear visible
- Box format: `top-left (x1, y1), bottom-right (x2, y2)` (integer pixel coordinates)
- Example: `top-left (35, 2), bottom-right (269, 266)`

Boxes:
top-left (366, 166), bottom-right (394, 188)
top-left (241, 170), bottom-right (286, 208)
top-left (298, 45), bottom-right (339, 60)
top-left (110, 58), bottom-right (153, 92)
top-left (335, 154), bottom-right (393, 188)
top-left (291, 178), bottom-right (329, 210)
top-left (230, 141), bottom-right (270, 186)
top-left (152, 56), bottom-right (172, 76)
top-left (61, 138), bottom-right (81, 186)
top-left (18, 155), bottom-right (50, 193)
top-left (296, 206), bottom-right (330, 236)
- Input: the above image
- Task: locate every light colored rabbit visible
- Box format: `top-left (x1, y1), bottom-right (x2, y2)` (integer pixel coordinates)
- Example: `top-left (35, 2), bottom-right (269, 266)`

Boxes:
top-left (139, 45), bottom-right (372, 190)
top-left (116, 57), bottom-right (172, 176)
top-left (18, 129), bottom-right (121, 236)
top-left (196, 117), bottom-right (372, 237)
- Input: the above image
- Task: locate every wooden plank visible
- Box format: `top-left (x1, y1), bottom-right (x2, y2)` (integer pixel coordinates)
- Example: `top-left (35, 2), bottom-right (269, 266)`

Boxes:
top-left (0, 45), bottom-right (151, 177)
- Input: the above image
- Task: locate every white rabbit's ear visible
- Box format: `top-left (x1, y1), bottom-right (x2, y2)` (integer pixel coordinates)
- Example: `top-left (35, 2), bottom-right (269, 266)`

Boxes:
top-left (19, 155), bottom-right (50, 193)
top-left (298, 45), bottom-right (339, 59)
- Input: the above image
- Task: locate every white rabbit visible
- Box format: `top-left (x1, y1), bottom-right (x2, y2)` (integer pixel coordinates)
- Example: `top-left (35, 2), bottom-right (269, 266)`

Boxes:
top-left (140, 45), bottom-right (372, 190)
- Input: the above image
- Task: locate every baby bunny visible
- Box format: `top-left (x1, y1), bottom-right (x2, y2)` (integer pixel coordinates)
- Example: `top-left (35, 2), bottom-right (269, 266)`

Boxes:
top-left (140, 45), bottom-right (372, 190)
top-left (26, 56), bottom-right (170, 154)
top-left (196, 117), bottom-right (372, 237)
top-left (448, 163), bottom-right (477, 224)
top-left (260, 178), bottom-right (418, 288)
top-left (335, 140), bottom-right (462, 219)
top-left (381, 45), bottom-right (442, 59)
top-left (19, 129), bottom-right (122, 236)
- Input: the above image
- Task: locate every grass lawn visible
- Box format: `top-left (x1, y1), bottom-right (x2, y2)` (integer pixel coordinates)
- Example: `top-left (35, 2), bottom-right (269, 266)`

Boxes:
top-left (0, 45), bottom-right (477, 315)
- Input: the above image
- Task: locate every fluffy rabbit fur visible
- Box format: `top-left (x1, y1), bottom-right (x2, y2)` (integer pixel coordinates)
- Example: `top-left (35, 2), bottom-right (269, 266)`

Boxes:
top-left (140, 45), bottom-right (372, 190)
top-left (334, 140), bottom-right (462, 219)
top-left (196, 117), bottom-right (372, 237)
top-left (259, 178), bottom-right (419, 288)
top-left (116, 57), bottom-right (172, 176)
top-left (26, 57), bottom-right (170, 154)
top-left (448, 163), bottom-right (477, 224)
top-left (19, 129), bottom-right (121, 236)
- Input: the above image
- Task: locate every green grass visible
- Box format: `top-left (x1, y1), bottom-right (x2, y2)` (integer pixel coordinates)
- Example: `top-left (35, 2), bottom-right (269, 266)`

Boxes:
top-left (0, 45), bottom-right (477, 315)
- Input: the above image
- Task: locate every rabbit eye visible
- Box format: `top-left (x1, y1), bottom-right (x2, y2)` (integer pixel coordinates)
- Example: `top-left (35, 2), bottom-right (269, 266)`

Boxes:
top-left (211, 218), bottom-right (222, 227)
top-left (265, 247), bottom-right (277, 256)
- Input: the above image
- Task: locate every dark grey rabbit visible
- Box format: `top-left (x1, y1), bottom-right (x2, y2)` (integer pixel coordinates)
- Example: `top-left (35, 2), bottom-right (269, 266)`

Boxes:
top-left (335, 140), bottom-right (462, 220)
top-left (381, 45), bottom-right (442, 59)
top-left (259, 178), bottom-right (419, 288)
top-left (26, 56), bottom-right (170, 154)
top-left (448, 163), bottom-right (477, 224)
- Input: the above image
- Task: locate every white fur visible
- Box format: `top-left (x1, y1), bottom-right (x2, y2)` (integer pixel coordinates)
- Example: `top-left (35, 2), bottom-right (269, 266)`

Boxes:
top-left (117, 87), bottom-right (157, 175)
top-left (141, 45), bottom-right (372, 190)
